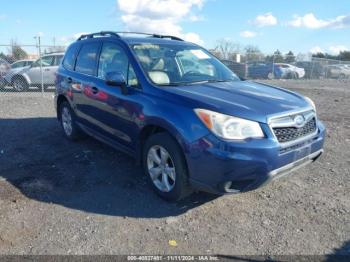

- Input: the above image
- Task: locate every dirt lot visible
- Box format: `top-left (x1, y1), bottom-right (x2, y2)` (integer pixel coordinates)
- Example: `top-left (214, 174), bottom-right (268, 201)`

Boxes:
top-left (0, 80), bottom-right (349, 256)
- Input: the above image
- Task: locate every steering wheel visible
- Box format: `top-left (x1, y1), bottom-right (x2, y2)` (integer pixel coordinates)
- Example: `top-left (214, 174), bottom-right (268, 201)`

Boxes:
top-left (183, 70), bottom-right (202, 77)
top-left (182, 70), bottom-right (206, 80)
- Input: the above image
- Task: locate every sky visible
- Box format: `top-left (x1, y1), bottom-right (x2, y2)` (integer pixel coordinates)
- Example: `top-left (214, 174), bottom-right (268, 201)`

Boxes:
top-left (0, 0), bottom-right (349, 55)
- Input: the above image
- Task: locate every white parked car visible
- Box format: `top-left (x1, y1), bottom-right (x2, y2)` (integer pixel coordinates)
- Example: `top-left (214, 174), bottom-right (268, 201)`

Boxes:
top-left (275, 63), bottom-right (305, 79)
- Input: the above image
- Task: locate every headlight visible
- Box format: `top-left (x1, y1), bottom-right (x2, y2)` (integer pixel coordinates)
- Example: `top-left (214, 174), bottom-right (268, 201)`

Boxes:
top-left (305, 96), bottom-right (316, 111)
top-left (194, 109), bottom-right (264, 140)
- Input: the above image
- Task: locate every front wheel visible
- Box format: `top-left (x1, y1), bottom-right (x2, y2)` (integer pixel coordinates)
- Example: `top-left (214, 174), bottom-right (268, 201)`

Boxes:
top-left (0, 78), bottom-right (6, 90)
top-left (13, 77), bottom-right (29, 92)
top-left (143, 133), bottom-right (192, 201)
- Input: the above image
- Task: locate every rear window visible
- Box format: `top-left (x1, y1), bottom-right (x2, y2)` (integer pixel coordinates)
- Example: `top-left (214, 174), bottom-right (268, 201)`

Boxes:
top-left (63, 44), bottom-right (79, 71)
top-left (75, 43), bottom-right (100, 76)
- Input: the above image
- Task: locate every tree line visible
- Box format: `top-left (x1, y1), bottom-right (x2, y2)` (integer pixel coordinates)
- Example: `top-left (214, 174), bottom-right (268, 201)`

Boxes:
top-left (312, 51), bottom-right (350, 61)
top-left (212, 38), bottom-right (349, 63)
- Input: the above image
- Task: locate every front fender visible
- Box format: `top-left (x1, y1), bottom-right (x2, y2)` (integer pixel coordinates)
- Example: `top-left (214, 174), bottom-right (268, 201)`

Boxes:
top-left (136, 103), bottom-right (210, 166)
top-left (12, 72), bottom-right (31, 85)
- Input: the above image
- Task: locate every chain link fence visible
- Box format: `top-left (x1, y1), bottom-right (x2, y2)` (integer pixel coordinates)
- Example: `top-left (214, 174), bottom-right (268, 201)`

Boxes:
top-left (1, 43), bottom-right (350, 94)
top-left (0, 44), bottom-right (66, 93)
top-left (217, 52), bottom-right (350, 80)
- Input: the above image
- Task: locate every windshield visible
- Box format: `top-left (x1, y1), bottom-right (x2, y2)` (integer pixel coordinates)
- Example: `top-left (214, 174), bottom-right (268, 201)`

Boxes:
top-left (131, 43), bottom-right (240, 86)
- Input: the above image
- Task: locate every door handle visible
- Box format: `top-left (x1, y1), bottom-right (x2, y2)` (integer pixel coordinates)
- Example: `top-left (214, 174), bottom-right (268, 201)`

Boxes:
top-left (44, 68), bottom-right (50, 71)
top-left (67, 77), bottom-right (73, 84)
top-left (91, 86), bottom-right (99, 94)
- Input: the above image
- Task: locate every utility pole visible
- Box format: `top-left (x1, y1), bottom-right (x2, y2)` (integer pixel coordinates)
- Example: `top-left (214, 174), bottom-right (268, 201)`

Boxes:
top-left (35, 35), bottom-right (44, 95)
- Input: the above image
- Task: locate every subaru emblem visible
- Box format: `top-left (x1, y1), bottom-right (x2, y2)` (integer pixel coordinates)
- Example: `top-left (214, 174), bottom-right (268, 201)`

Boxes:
top-left (294, 115), bottom-right (305, 128)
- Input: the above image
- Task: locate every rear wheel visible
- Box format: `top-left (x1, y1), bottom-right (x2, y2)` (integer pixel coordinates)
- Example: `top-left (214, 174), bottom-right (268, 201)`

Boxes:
top-left (143, 133), bottom-right (192, 201)
top-left (339, 73), bottom-right (346, 79)
top-left (12, 76), bottom-right (29, 92)
top-left (59, 101), bottom-right (83, 140)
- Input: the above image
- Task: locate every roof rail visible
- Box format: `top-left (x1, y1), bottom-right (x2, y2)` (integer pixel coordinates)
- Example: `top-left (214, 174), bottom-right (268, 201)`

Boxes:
top-left (77, 31), bottom-right (121, 41)
top-left (116, 32), bottom-right (184, 41)
top-left (151, 34), bottom-right (184, 41)
top-left (77, 31), bottom-right (184, 41)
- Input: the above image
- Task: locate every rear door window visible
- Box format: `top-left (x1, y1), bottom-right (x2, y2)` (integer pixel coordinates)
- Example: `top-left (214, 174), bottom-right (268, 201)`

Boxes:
top-left (75, 42), bottom-right (100, 76)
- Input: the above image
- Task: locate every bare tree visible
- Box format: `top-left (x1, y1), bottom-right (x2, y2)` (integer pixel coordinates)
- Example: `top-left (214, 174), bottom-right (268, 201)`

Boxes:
top-left (215, 39), bottom-right (241, 60)
top-left (8, 39), bottom-right (28, 62)
top-left (244, 45), bottom-right (264, 62)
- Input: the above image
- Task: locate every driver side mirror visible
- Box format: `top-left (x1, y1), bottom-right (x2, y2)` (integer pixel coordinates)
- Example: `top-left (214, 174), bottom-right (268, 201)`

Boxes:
top-left (105, 71), bottom-right (128, 95)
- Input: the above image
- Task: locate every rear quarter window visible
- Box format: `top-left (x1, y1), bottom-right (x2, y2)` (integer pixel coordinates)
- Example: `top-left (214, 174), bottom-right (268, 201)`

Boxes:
top-left (63, 44), bottom-right (80, 71)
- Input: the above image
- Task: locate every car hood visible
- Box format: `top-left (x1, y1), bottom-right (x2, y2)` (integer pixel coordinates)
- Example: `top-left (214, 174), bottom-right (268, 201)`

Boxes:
top-left (164, 80), bottom-right (310, 123)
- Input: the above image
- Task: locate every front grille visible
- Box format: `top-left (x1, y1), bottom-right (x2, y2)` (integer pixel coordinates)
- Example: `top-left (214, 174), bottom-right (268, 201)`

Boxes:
top-left (273, 117), bottom-right (317, 143)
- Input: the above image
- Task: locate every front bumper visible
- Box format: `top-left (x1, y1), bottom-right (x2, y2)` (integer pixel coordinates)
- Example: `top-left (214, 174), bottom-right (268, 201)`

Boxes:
top-left (186, 120), bottom-right (325, 194)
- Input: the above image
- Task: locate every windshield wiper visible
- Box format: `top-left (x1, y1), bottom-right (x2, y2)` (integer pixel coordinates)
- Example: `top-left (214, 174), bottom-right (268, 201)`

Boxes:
top-left (187, 79), bottom-right (234, 84)
top-left (157, 79), bottom-right (234, 87)
top-left (157, 82), bottom-right (192, 87)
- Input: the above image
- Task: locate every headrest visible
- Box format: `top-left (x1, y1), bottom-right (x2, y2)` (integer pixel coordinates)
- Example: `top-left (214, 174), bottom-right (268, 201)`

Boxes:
top-left (148, 71), bottom-right (170, 85)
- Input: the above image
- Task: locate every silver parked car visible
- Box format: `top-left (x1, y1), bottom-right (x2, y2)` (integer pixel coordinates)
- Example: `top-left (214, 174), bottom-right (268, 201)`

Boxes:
top-left (10, 53), bottom-right (64, 91)
top-left (0, 58), bottom-right (11, 87)
top-left (11, 59), bottom-right (35, 69)
top-left (325, 64), bottom-right (350, 79)
top-left (2, 59), bottom-right (35, 87)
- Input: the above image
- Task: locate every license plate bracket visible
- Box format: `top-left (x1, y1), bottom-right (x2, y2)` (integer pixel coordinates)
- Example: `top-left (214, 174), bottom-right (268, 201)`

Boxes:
top-left (294, 145), bottom-right (312, 161)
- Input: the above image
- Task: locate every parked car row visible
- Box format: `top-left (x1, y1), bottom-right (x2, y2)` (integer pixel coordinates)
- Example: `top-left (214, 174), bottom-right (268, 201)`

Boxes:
top-left (221, 59), bottom-right (350, 80)
top-left (0, 53), bottom-right (63, 91)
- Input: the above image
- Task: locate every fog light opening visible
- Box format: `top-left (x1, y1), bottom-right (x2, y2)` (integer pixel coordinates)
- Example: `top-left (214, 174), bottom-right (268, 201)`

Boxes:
top-left (223, 179), bottom-right (256, 193)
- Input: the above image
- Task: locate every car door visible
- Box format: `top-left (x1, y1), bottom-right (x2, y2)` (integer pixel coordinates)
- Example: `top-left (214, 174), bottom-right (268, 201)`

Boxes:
top-left (26, 56), bottom-right (54, 84)
top-left (44, 55), bottom-right (63, 86)
top-left (82, 41), bottom-right (142, 150)
top-left (71, 41), bottom-right (102, 130)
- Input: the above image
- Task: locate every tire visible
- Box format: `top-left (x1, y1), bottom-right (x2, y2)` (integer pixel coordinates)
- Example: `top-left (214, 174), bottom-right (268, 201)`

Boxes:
top-left (12, 76), bottom-right (29, 92)
top-left (267, 72), bottom-right (274, 80)
top-left (59, 101), bottom-right (83, 141)
top-left (143, 132), bottom-right (192, 201)
top-left (293, 72), bottom-right (299, 79)
top-left (0, 78), bottom-right (6, 90)
top-left (286, 72), bottom-right (293, 79)
top-left (339, 73), bottom-right (346, 79)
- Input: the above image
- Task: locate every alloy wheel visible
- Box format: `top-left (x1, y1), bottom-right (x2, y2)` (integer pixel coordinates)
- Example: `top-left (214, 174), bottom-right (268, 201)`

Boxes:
top-left (61, 107), bottom-right (73, 136)
top-left (147, 145), bottom-right (176, 192)
top-left (13, 79), bottom-right (26, 91)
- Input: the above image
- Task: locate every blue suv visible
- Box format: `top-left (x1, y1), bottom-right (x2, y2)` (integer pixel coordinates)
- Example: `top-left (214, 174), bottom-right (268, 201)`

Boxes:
top-left (55, 32), bottom-right (325, 201)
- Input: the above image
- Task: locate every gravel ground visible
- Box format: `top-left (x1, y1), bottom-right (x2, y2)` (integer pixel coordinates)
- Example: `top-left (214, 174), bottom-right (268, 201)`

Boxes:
top-left (0, 80), bottom-right (349, 256)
